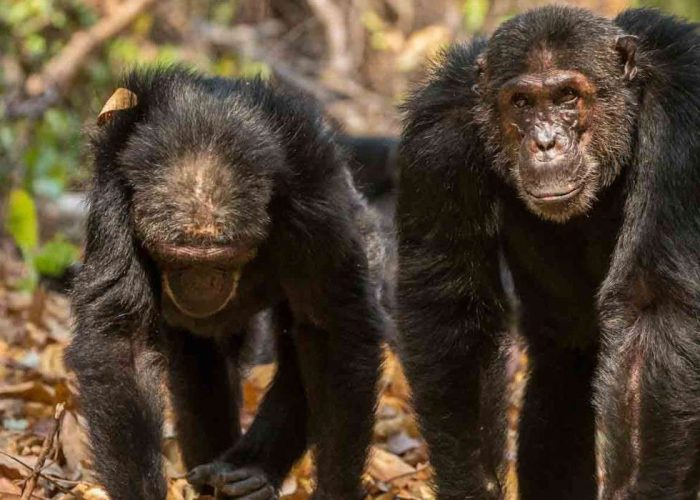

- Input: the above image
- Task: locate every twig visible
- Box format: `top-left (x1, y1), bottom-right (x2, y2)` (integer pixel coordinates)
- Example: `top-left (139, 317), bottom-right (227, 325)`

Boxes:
top-left (5, 0), bottom-right (157, 119)
top-left (193, 21), bottom-right (336, 102)
top-left (20, 403), bottom-right (66, 500)
top-left (0, 451), bottom-right (71, 494)
top-left (0, 450), bottom-right (40, 472)
top-left (2, 89), bottom-right (60, 121)
top-left (305, 0), bottom-right (352, 75)
top-left (43, 474), bottom-right (82, 486)
top-left (267, 18), bottom-right (316, 59)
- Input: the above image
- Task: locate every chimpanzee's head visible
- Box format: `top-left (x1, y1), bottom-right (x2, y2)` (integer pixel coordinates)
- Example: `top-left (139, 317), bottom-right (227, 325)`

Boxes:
top-left (96, 71), bottom-right (284, 318)
top-left (475, 6), bottom-right (640, 222)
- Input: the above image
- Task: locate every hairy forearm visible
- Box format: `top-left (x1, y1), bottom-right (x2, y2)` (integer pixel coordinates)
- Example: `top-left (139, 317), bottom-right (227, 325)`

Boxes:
top-left (67, 334), bottom-right (166, 500)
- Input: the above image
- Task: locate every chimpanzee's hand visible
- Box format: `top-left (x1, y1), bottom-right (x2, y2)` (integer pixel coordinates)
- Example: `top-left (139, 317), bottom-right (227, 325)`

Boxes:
top-left (187, 462), bottom-right (278, 499)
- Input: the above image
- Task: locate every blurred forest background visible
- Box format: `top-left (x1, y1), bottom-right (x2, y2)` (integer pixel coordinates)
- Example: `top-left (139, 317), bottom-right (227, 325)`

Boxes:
top-left (0, 0), bottom-right (698, 284)
top-left (0, 1), bottom-right (698, 499)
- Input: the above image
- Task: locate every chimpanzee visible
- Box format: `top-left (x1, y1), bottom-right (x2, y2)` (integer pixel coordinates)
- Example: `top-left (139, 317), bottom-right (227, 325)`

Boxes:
top-left (65, 67), bottom-right (390, 499)
top-left (340, 135), bottom-right (398, 202)
top-left (397, 6), bottom-right (700, 499)
top-left (341, 135), bottom-right (399, 242)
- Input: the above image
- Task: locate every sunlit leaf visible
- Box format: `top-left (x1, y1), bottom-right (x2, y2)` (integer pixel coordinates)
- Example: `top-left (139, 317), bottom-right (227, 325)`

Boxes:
top-left (463, 0), bottom-right (489, 33)
top-left (5, 188), bottom-right (39, 253)
top-left (34, 236), bottom-right (79, 278)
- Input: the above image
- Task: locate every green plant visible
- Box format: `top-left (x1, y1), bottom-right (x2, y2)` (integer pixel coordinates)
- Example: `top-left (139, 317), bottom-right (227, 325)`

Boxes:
top-left (5, 188), bottom-right (79, 290)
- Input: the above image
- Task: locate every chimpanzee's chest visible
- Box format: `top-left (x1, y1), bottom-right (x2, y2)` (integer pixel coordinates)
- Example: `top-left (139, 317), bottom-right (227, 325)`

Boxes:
top-left (500, 194), bottom-right (623, 346)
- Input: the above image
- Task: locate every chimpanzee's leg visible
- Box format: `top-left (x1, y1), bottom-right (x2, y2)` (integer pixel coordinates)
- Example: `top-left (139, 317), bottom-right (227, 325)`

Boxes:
top-left (518, 337), bottom-right (598, 500)
top-left (479, 335), bottom-right (513, 494)
top-left (164, 327), bottom-right (241, 470)
top-left (596, 303), bottom-right (700, 499)
top-left (294, 321), bottom-right (382, 500)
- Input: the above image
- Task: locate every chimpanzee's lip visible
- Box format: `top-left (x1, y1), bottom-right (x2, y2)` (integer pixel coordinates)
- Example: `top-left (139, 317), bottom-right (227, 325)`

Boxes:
top-left (527, 184), bottom-right (582, 202)
top-left (163, 267), bottom-right (240, 319)
top-left (147, 242), bottom-right (257, 265)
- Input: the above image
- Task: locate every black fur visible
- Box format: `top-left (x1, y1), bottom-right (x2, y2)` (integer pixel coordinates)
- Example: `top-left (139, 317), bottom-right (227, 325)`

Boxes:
top-left (65, 67), bottom-right (389, 499)
top-left (341, 135), bottom-right (398, 324)
top-left (340, 135), bottom-right (398, 202)
top-left (397, 7), bottom-right (700, 499)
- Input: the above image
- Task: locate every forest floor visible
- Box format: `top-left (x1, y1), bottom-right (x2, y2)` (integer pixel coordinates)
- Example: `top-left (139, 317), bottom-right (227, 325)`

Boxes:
top-left (0, 244), bottom-right (523, 499)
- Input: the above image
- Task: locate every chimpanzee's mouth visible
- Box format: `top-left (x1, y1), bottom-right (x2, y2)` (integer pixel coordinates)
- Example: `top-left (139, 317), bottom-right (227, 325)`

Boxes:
top-left (163, 266), bottom-right (241, 319)
top-left (149, 243), bottom-right (254, 265)
top-left (526, 184), bottom-right (582, 203)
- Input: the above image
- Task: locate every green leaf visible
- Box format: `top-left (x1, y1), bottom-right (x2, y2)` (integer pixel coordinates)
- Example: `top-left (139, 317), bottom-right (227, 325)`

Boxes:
top-left (5, 188), bottom-right (39, 253)
top-left (34, 236), bottom-right (79, 278)
top-left (463, 0), bottom-right (489, 34)
top-left (239, 58), bottom-right (270, 79)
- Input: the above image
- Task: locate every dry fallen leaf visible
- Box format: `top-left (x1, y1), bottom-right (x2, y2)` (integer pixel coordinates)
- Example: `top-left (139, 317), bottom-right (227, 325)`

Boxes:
top-left (368, 446), bottom-right (415, 483)
top-left (0, 452), bottom-right (62, 480)
top-left (386, 431), bottom-right (421, 455)
top-left (0, 476), bottom-right (22, 496)
top-left (59, 410), bottom-right (88, 473)
top-left (0, 381), bottom-right (56, 405)
top-left (70, 483), bottom-right (110, 500)
top-left (38, 343), bottom-right (68, 379)
top-left (242, 364), bottom-right (276, 414)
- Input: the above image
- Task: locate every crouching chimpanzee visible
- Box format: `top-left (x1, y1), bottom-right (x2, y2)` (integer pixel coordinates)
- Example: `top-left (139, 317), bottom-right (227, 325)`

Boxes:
top-left (397, 6), bottom-right (700, 499)
top-left (65, 68), bottom-right (391, 499)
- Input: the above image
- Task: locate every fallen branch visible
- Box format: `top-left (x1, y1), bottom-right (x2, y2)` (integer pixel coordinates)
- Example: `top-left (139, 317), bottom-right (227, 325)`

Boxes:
top-left (5, 0), bottom-right (157, 119)
top-left (20, 403), bottom-right (66, 500)
top-left (0, 451), bottom-right (71, 495)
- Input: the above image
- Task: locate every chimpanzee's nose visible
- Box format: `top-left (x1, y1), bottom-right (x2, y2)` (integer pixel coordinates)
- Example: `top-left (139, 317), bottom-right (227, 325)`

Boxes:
top-left (534, 126), bottom-right (557, 151)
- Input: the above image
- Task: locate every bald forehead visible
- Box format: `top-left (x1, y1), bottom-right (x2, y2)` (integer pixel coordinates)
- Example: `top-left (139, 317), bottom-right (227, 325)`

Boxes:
top-left (500, 69), bottom-right (595, 95)
top-left (526, 42), bottom-right (556, 73)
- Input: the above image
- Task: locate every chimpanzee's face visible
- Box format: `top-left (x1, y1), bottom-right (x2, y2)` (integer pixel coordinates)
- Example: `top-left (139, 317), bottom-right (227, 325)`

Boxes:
top-left (127, 151), bottom-right (270, 318)
top-left (116, 142), bottom-right (271, 318)
top-left (495, 67), bottom-right (601, 222)
top-left (475, 15), bottom-right (639, 223)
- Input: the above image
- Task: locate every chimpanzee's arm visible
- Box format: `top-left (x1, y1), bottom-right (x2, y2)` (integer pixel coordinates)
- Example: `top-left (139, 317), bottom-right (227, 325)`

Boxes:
top-left (396, 40), bottom-right (509, 498)
top-left (596, 11), bottom-right (700, 497)
top-left (188, 304), bottom-right (308, 499)
top-left (65, 176), bottom-right (166, 500)
top-left (288, 224), bottom-right (385, 500)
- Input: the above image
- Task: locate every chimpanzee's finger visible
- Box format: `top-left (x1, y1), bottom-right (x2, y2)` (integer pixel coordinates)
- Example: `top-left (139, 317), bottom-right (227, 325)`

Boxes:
top-left (215, 467), bottom-right (260, 485)
top-left (222, 483), bottom-right (277, 500)
top-left (219, 475), bottom-right (266, 496)
top-left (187, 463), bottom-right (219, 485)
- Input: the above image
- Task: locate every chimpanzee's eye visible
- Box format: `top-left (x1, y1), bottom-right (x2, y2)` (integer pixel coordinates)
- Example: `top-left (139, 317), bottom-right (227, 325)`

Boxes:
top-left (559, 87), bottom-right (579, 104)
top-left (512, 93), bottom-right (530, 108)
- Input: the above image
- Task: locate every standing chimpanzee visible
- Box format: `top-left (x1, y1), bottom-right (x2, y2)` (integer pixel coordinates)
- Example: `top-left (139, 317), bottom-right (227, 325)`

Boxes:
top-left (65, 67), bottom-right (391, 499)
top-left (397, 6), bottom-right (700, 499)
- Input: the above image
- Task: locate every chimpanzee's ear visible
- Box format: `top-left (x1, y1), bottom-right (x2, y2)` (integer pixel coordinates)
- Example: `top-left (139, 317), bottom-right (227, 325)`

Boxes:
top-left (615, 35), bottom-right (638, 81)
top-left (97, 88), bottom-right (138, 126)
top-left (472, 53), bottom-right (487, 95)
